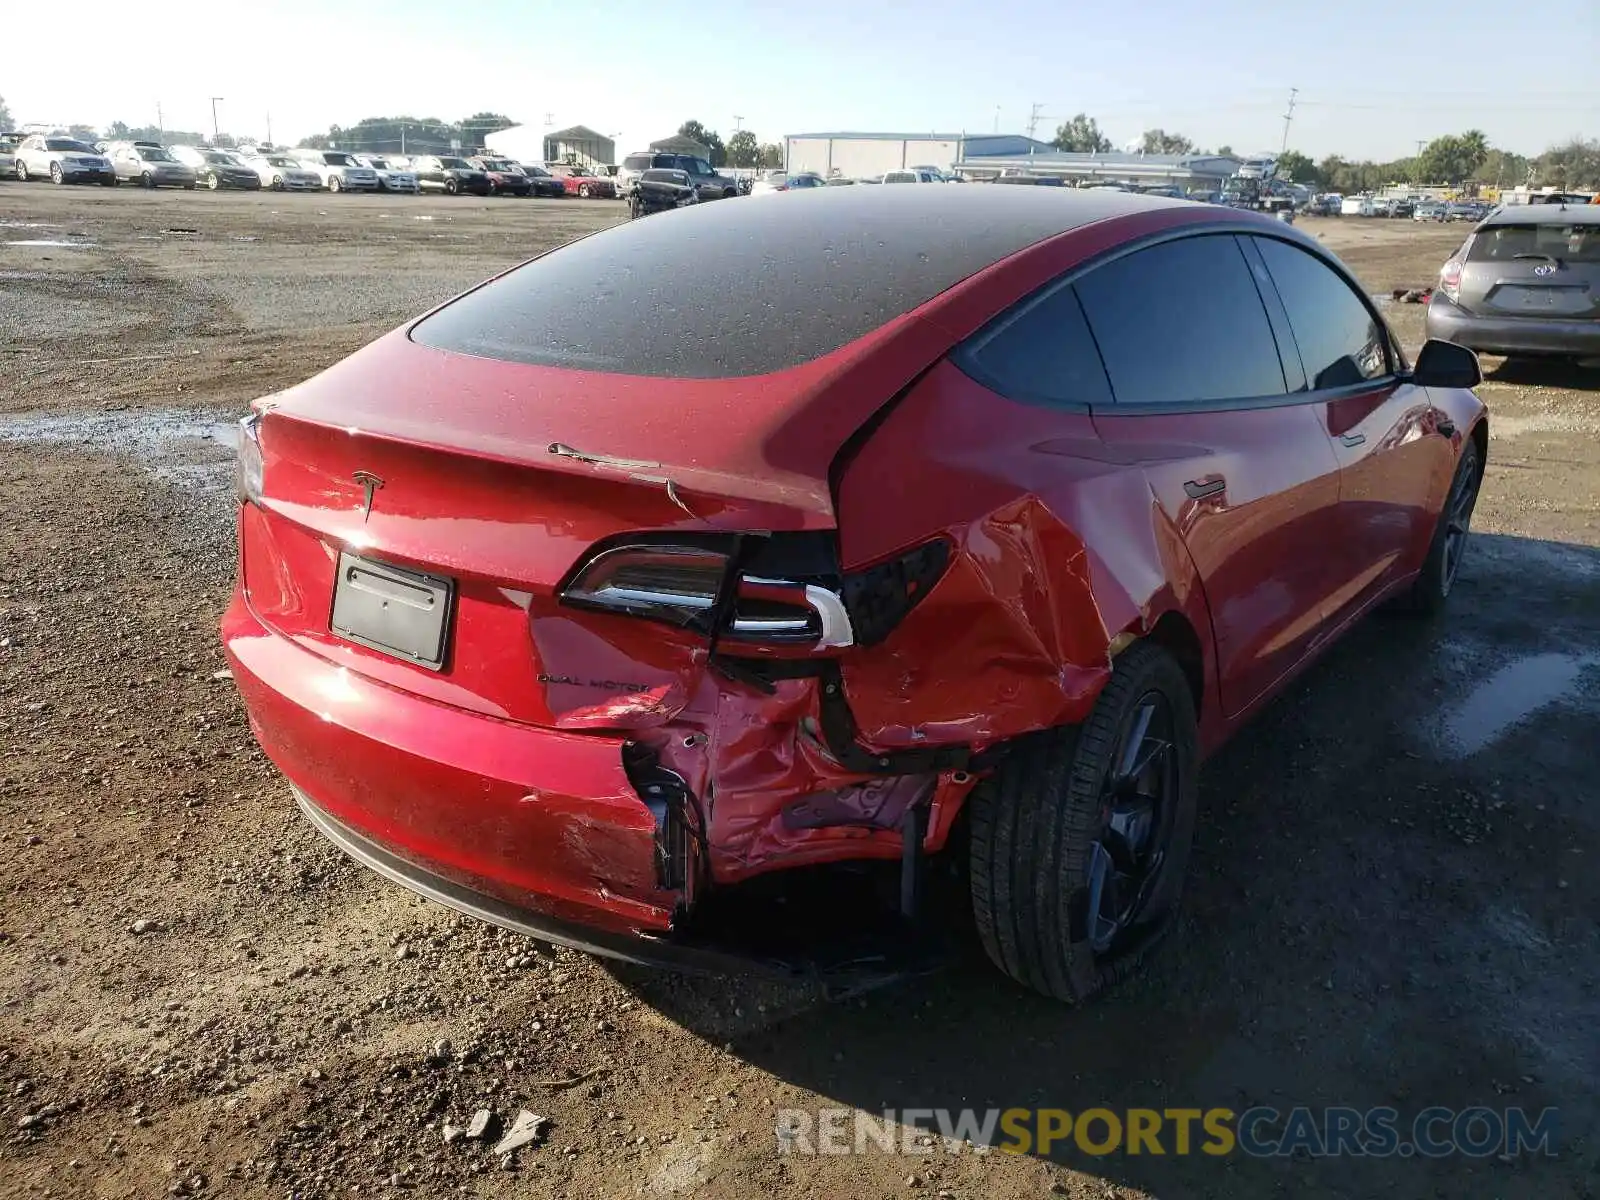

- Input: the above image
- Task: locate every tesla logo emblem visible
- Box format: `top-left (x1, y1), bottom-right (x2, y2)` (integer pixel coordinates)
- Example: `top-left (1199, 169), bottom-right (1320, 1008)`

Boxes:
top-left (1532, 264), bottom-right (1555, 276)
top-left (352, 471), bottom-right (384, 521)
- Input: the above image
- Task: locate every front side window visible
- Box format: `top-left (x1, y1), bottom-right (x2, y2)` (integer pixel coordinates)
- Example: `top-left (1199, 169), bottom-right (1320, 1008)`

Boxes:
top-left (1075, 235), bottom-right (1286, 404)
top-left (1252, 237), bottom-right (1389, 390)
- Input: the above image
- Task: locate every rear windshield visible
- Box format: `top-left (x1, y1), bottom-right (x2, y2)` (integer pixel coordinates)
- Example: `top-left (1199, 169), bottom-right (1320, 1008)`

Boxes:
top-left (411, 190), bottom-right (1081, 377)
top-left (323, 152), bottom-right (357, 166)
top-left (139, 148), bottom-right (175, 162)
top-left (1468, 222), bottom-right (1600, 264)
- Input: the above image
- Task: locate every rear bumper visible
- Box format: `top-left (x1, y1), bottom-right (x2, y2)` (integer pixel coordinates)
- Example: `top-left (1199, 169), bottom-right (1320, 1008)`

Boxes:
top-left (1426, 300), bottom-right (1600, 357)
top-left (221, 589), bottom-right (681, 938)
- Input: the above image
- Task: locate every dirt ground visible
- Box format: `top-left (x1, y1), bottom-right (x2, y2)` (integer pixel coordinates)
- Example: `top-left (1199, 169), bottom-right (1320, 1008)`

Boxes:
top-left (1, 188), bottom-right (1597, 1200)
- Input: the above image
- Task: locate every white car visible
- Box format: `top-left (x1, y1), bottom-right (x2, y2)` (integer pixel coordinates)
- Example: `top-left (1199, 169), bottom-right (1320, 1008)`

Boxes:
top-left (292, 150), bottom-right (380, 193)
top-left (881, 169), bottom-right (944, 184)
top-left (13, 135), bottom-right (115, 185)
top-left (749, 170), bottom-right (825, 196)
top-left (244, 152), bottom-right (323, 192)
top-left (0, 138), bottom-right (16, 178)
top-left (357, 155), bottom-right (420, 194)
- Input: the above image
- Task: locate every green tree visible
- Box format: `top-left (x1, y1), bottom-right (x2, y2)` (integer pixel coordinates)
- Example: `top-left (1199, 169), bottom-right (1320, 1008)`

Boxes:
top-left (1476, 147), bottom-right (1530, 187)
top-left (1139, 129), bottom-right (1195, 155)
top-left (1536, 137), bottom-right (1600, 190)
top-left (726, 129), bottom-right (759, 168)
top-left (757, 142), bottom-right (783, 169)
top-left (0, 94), bottom-right (12, 130)
top-left (1275, 149), bottom-right (1319, 184)
top-left (105, 120), bottom-right (130, 140)
top-left (1050, 113), bottom-right (1111, 153)
top-left (1413, 133), bottom-right (1488, 185)
top-left (1215, 144), bottom-right (1234, 157)
top-left (677, 119), bottom-right (727, 166)
top-left (458, 111), bottom-right (515, 149)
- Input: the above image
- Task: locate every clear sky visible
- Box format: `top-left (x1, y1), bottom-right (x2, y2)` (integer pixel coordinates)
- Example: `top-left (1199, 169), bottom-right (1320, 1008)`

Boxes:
top-left (9, 0), bottom-right (1597, 160)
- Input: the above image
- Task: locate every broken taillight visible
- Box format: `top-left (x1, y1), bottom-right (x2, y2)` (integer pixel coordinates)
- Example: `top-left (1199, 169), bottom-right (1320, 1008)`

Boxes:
top-left (561, 542), bottom-right (856, 648)
top-left (235, 413), bottom-right (264, 505)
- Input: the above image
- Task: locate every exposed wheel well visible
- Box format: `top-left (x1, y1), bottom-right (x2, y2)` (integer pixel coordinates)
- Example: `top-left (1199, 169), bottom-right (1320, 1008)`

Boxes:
top-left (1140, 611), bottom-right (1205, 720)
top-left (1470, 416), bottom-right (1488, 477)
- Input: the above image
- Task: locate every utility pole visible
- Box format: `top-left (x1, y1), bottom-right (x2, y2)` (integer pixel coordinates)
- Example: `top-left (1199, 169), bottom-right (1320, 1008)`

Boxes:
top-left (265, 112), bottom-right (272, 146)
top-left (1026, 103), bottom-right (1045, 141)
top-left (733, 114), bottom-right (744, 132)
top-left (993, 105), bottom-right (1001, 135)
top-left (155, 101), bottom-right (164, 141)
top-left (1279, 86), bottom-right (1298, 154)
top-left (1414, 139), bottom-right (1425, 156)
top-left (210, 97), bottom-right (224, 144)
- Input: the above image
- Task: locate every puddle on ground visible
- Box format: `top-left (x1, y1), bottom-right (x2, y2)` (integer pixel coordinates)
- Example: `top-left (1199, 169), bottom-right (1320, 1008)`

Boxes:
top-left (1436, 653), bottom-right (1599, 758)
top-left (5, 239), bottom-right (99, 248)
top-left (0, 407), bottom-right (240, 455)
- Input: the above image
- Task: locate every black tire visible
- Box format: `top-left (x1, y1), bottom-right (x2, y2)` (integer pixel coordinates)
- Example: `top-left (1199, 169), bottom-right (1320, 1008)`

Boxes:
top-left (444, 177), bottom-right (459, 195)
top-left (14, 160), bottom-right (27, 182)
top-left (969, 640), bottom-right (1198, 1003)
top-left (272, 176), bottom-right (284, 191)
top-left (578, 183), bottom-right (591, 198)
top-left (206, 173), bottom-right (220, 191)
top-left (142, 171), bottom-right (155, 189)
top-left (328, 176), bottom-right (342, 194)
top-left (1397, 437), bottom-right (1482, 615)
top-left (101, 176), bottom-right (117, 187)
top-left (50, 162), bottom-right (65, 185)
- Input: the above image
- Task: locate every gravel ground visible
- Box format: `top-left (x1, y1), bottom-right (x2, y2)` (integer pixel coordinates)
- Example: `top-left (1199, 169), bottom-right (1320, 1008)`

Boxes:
top-left (1, 188), bottom-right (1597, 1200)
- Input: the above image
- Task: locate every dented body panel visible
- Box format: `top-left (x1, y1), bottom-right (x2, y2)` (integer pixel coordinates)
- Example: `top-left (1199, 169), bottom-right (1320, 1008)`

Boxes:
top-left (223, 187), bottom-right (1488, 965)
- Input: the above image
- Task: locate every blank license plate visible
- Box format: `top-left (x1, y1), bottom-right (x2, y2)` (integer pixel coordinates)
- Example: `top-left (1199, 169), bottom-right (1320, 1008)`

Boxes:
top-left (1493, 285), bottom-right (1588, 315)
top-left (330, 553), bottom-right (453, 669)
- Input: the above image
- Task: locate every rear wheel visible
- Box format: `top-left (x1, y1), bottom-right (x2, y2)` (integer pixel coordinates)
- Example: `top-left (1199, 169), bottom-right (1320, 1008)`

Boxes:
top-left (206, 173), bottom-right (220, 191)
top-left (328, 176), bottom-right (342, 193)
top-left (578, 183), bottom-right (592, 198)
top-left (444, 178), bottom-right (459, 195)
top-left (1398, 438), bottom-right (1482, 615)
top-left (272, 176), bottom-right (284, 191)
top-left (50, 162), bottom-right (64, 184)
top-left (142, 171), bottom-right (155, 189)
top-left (14, 160), bottom-right (27, 181)
top-left (969, 640), bottom-right (1198, 1003)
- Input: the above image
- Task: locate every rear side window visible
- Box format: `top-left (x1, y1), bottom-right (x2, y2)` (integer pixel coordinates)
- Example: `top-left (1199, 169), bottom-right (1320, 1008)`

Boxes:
top-left (960, 284), bottom-right (1111, 408)
top-left (1468, 222), bottom-right (1600, 264)
top-left (1076, 235), bottom-right (1286, 404)
top-left (1253, 237), bottom-right (1389, 389)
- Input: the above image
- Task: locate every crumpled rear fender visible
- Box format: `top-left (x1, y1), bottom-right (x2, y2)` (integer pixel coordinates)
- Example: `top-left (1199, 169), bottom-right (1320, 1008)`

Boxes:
top-left (833, 358), bottom-right (1215, 750)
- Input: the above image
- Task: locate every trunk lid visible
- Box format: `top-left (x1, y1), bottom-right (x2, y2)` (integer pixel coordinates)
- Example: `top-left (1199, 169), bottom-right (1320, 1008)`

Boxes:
top-left (243, 329), bottom-right (885, 730)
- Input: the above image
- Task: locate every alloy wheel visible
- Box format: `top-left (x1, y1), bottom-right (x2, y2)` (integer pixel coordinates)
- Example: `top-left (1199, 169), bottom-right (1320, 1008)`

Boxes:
top-left (1085, 691), bottom-right (1178, 953)
top-left (50, 162), bottom-right (64, 184)
top-left (1441, 449), bottom-right (1481, 595)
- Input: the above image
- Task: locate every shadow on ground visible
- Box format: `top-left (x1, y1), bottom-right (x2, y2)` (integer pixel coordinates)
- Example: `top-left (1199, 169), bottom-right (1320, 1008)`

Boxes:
top-left (1485, 356), bottom-right (1600, 392)
top-left (613, 534), bottom-right (1600, 1199)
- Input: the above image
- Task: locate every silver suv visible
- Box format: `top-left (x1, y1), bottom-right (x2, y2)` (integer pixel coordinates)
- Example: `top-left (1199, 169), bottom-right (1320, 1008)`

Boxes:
top-left (617, 151), bottom-right (738, 201)
top-left (1427, 204), bottom-right (1600, 363)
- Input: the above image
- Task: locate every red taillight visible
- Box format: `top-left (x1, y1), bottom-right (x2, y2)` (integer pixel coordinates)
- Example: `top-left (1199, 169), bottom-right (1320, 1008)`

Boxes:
top-left (561, 543), bottom-right (855, 647)
top-left (1439, 237), bottom-right (1473, 301)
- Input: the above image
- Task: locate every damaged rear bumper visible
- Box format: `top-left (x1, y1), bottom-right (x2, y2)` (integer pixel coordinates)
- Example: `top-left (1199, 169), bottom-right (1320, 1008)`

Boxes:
top-left (223, 592), bottom-right (680, 938)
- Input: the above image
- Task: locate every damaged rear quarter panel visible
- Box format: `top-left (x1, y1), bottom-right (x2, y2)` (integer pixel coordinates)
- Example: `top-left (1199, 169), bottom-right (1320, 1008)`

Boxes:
top-left (833, 358), bottom-right (1213, 750)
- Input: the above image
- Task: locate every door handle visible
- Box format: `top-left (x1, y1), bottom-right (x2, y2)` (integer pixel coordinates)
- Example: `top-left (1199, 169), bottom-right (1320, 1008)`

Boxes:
top-left (1184, 478), bottom-right (1226, 500)
top-left (1340, 433), bottom-right (1366, 447)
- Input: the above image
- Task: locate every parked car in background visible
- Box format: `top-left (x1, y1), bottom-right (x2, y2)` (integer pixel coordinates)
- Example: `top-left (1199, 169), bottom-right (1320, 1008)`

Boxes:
top-left (750, 170), bottom-right (824, 195)
top-left (292, 150), bottom-right (380, 193)
top-left (408, 155), bottom-right (491, 196)
top-left (882, 169), bottom-right (944, 184)
top-left (357, 156), bottom-right (420, 194)
top-left (1427, 204), bottom-right (1600, 363)
top-left (244, 152), bottom-right (322, 192)
top-left (223, 187), bottom-right (1487, 1003)
top-left (13, 136), bottom-right (115, 185)
top-left (548, 165), bottom-right (617, 199)
top-left (1414, 201), bottom-right (1446, 222)
top-left (468, 157), bottom-right (532, 196)
top-left (617, 151), bottom-right (737, 200)
top-left (516, 164), bottom-right (566, 198)
top-left (1446, 201), bottom-right (1485, 222)
top-left (1391, 199), bottom-right (1415, 219)
top-left (108, 143), bottom-right (197, 189)
top-left (0, 133), bottom-right (21, 178)
top-left (170, 148), bottom-right (262, 191)
top-left (627, 167), bottom-right (698, 217)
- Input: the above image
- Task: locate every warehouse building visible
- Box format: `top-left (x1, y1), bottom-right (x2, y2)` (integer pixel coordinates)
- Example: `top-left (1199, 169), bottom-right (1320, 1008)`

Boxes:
top-left (785, 130), bottom-right (1241, 188)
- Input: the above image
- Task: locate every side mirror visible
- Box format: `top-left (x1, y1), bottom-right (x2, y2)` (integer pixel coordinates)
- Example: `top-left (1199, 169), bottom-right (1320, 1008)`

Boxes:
top-left (1411, 338), bottom-right (1483, 389)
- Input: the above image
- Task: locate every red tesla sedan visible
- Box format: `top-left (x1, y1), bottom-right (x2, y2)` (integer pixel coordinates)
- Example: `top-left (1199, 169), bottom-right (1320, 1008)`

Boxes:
top-left (223, 187), bottom-right (1487, 1002)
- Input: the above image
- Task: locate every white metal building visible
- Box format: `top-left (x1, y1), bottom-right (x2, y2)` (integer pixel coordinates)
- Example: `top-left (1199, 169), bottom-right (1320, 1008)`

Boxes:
top-left (785, 132), bottom-right (964, 178)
